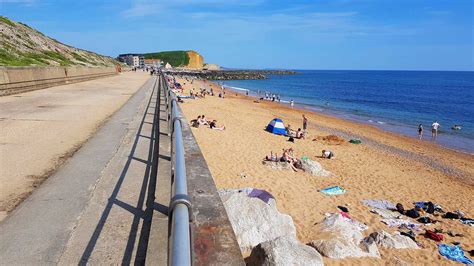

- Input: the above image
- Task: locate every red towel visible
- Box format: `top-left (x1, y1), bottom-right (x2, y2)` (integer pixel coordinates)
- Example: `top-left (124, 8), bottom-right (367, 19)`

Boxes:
top-left (425, 230), bottom-right (444, 242)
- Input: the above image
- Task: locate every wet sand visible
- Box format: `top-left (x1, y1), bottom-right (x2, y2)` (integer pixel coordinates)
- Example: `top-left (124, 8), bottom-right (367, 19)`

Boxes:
top-left (0, 72), bottom-right (150, 221)
top-left (177, 78), bottom-right (474, 265)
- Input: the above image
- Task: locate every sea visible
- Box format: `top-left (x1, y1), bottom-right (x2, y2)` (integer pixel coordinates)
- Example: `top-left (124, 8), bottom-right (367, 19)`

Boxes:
top-left (222, 70), bottom-right (474, 154)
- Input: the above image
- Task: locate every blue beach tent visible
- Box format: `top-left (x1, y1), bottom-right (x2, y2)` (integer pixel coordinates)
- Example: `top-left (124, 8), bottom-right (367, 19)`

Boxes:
top-left (266, 118), bottom-right (287, 135)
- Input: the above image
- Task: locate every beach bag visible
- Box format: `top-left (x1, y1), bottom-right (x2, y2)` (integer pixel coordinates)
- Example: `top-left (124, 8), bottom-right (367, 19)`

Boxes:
top-left (288, 137), bottom-right (295, 142)
top-left (444, 212), bottom-right (460, 219)
top-left (406, 209), bottom-right (420, 218)
top-left (349, 139), bottom-right (362, 144)
top-left (417, 217), bottom-right (432, 224)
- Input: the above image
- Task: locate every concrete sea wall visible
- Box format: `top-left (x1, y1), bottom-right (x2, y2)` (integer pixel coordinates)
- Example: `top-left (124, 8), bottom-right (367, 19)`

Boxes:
top-left (0, 66), bottom-right (123, 96)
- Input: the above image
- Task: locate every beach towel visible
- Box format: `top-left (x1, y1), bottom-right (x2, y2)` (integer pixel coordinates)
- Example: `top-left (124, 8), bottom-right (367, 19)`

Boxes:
top-left (414, 201), bottom-right (443, 213)
top-left (349, 139), bottom-right (362, 144)
top-left (370, 208), bottom-right (401, 219)
top-left (248, 188), bottom-right (274, 203)
top-left (320, 186), bottom-right (346, 195)
top-left (381, 219), bottom-right (422, 231)
top-left (460, 218), bottom-right (474, 226)
top-left (438, 244), bottom-right (474, 265)
top-left (362, 199), bottom-right (397, 210)
top-left (340, 211), bottom-right (351, 219)
top-left (425, 230), bottom-right (444, 242)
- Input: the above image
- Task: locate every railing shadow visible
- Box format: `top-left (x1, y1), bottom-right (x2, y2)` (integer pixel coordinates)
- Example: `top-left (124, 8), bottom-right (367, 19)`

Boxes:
top-left (79, 78), bottom-right (164, 265)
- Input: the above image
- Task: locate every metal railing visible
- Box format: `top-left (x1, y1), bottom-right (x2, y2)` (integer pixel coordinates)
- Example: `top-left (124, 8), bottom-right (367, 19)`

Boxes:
top-left (161, 72), bottom-right (192, 266)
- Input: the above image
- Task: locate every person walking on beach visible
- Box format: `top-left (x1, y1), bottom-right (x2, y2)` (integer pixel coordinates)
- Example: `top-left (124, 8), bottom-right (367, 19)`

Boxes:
top-left (418, 124), bottom-right (424, 139)
top-left (290, 100), bottom-right (294, 107)
top-left (302, 114), bottom-right (308, 131)
top-left (431, 121), bottom-right (440, 140)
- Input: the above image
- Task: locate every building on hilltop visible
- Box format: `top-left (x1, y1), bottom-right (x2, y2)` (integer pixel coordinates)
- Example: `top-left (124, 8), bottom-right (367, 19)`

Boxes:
top-left (117, 54), bottom-right (144, 68)
top-left (144, 59), bottom-right (162, 68)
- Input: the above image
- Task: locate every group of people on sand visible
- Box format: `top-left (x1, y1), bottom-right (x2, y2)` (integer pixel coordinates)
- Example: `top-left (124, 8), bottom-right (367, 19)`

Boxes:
top-left (418, 121), bottom-right (441, 140)
top-left (263, 114), bottom-right (336, 172)
top-left (286, 115), bottom-right (309, 140)
top-left (286, 124), bottom-right (306, 140)
top-left (190, 88), bottom-right (211, 99)
top-left (264, 148), bottom-right (301, 172)
top-left (191, 115), bottom-right (225, 130)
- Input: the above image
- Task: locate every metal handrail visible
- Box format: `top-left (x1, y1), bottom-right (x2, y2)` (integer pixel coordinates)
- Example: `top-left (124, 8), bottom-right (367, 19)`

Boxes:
top-left (161, 72), bottom-right (192, 266)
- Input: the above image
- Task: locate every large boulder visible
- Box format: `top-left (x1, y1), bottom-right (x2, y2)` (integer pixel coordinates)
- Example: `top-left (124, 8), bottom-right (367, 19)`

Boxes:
top-left (247, 236), bottom-right (324, 266)
top-left (301, 159), bottom-right (331, 176)
top-left (368, 230), bottom-right (419, 249)
top-left (219, 189), bottom-right (297, 253)
top-left (309, 213), bottom-right (380, 259)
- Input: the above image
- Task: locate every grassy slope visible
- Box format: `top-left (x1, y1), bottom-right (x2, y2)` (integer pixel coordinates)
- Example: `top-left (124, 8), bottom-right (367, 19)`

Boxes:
top-left (0, 16), bottom-right (117, 67)
top-left (144, 51), bottom-right (190, 67)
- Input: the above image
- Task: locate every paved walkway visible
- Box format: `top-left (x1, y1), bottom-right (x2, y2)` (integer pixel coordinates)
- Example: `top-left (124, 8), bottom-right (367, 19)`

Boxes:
top-left (0, 71), bottom-right (150, 220)
top-left (0, 76), bottom-right (171, 265)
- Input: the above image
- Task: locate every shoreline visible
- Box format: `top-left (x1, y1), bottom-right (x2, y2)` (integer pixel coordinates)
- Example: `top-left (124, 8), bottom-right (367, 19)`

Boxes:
top-left (225, 87), bottom-right (474, 183)
top-left (223, 84), bottom-right (474, 155)
top-left (219, 84), bottom-right (474, 175)
top-left (176, 76), bottom-right (473, 265)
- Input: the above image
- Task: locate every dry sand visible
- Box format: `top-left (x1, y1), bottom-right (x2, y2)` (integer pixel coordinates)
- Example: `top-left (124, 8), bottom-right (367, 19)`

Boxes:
top-left (178, 78), bottom-right (474, 265)
top-left (0, 72), bottom-right (150, 221)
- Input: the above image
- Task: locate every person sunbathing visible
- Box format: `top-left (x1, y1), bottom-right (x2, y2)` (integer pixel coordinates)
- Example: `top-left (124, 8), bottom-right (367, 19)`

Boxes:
top-left (209, 120), bottom-right (225, 130)
top-left (198, 115), bottom-right (209, 125)
top-left (281, 149), bottom-right (298, 172)
top-left (322, 149), bottom-right (334, 159)
top-left (296, 128), bottom-right (305, 139)
top-left (264, 151), bottom-right (278, 162)
top-left (191, 115), bottom-right (201, 128)
top-left (286, 124), bottom-right (295, 136)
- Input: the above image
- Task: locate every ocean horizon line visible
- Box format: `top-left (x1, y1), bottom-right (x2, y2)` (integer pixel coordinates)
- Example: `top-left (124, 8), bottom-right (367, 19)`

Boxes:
top-left (221, 68), bottom-right (474, 72)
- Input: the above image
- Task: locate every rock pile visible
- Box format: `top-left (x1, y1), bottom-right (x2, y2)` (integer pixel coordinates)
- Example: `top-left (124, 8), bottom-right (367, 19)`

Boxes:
top-left (219, 189), bottom-right (296, 253)
top-left (247, 236), bottom-right (324, 266)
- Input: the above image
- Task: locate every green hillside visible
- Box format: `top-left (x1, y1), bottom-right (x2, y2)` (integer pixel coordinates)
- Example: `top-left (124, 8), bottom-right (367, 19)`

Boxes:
top-left (0, 16), bottom-right (118, 67)
top-left (144, 51), bottom-right (189, 67)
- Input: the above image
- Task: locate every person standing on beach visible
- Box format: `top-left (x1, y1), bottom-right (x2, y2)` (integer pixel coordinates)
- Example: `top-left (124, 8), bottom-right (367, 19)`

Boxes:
top-left (302, 114), bottom-right (308, 131)
top-left (290, 100), bottom-right (294, 107)
top-left (418, 124), bottom-right (423, 139)
top-left (431, 121), bottom-right (440, 140)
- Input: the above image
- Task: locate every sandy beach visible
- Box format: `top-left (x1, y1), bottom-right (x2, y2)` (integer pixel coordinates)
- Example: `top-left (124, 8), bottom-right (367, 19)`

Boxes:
top-left (0, 72), bottom-right (150, 221)
top-left (177, 77), bottom-right (473, 265)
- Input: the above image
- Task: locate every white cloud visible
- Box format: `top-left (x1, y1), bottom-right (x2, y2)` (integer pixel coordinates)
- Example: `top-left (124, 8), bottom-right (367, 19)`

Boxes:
top-left (0, 0), bottom-right (35, 4)
top-left (121, 0), bottom-right (265, 18)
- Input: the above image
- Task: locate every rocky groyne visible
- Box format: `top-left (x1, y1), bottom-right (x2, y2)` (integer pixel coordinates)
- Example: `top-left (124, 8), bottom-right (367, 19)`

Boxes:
top-left (164, 69), bottom-right (296, 80)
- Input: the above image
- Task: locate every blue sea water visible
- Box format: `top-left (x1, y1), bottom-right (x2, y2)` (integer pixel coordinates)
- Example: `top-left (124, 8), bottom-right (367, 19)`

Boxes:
top-left (223, 70), bottom-right (474, 153)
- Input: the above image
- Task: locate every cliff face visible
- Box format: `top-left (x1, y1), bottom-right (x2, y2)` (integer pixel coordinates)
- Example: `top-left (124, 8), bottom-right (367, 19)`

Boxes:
top-left (186, 51), bottom-right (204, 69)
top-left (144, 50), bottom-right (204, 69)
top-left (0, 16), bottom-right (117, 67)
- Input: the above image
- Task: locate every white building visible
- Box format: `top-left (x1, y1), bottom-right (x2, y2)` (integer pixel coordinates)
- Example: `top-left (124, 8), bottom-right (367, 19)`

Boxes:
top-left (117, 54), bottom-right (144, 68)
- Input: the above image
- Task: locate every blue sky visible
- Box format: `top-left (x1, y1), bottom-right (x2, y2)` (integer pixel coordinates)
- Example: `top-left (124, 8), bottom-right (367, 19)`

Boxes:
top-left (1, 0), bottom-right (473, 70)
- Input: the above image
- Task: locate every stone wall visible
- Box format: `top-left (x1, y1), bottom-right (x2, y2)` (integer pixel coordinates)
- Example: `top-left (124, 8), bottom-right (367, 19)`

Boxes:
top-left (0, 66), bottom-right (120, 96)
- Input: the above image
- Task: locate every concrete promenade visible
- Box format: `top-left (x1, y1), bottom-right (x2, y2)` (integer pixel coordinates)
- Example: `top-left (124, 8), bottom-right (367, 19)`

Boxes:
top-left (0, 71), bottom-right (149, 221)
top-left (0, 75), bottom-right (171, 264)
top-left (0, 73), bottom-right (243, 265)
